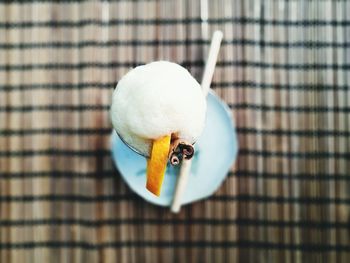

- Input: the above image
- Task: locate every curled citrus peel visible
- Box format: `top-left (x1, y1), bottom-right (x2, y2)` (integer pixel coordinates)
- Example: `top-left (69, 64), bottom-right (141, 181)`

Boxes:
top-left (146, 135), bottom-right (171, 196)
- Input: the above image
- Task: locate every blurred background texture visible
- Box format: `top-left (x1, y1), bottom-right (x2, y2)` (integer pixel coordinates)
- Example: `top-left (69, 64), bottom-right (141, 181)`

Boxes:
top-left (0, 0), bottom-right (349, 263)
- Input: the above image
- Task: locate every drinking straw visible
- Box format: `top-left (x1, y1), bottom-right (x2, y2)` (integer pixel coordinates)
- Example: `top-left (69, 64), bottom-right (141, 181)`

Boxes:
top-left (170, 30), bottom-right (223, 213)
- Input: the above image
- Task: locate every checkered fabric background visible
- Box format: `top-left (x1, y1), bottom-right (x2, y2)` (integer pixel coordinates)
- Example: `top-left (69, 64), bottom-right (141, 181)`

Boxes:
top-left (0, 1), bottom-right (349, 262)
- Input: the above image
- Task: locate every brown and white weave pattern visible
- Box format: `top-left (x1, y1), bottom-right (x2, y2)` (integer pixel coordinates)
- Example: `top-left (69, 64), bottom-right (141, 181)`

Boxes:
top-left (0, 1), bottom-right (349, 262)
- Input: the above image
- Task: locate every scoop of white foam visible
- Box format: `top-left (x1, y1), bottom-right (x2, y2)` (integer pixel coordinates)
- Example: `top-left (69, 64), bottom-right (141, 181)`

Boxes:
top-left (110, 61), bottom-right (207, 156)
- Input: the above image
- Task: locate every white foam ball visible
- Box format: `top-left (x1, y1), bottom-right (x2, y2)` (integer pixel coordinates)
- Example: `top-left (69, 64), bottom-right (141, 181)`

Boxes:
top-left (110, 61), bottom-right (207, 156)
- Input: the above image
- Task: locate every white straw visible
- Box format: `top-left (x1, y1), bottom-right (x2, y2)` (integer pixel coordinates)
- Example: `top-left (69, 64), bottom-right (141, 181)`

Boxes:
top-left (170, 30), bottom-right (223, 213)
top-left (201, 30), bottom-right (224, 97)
top-left (170, 159), bottom-right (192, 212)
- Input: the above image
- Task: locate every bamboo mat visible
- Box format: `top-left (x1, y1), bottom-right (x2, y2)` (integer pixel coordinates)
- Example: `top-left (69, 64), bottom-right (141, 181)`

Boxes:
top-left (0, 0), bottom-right (349, 262)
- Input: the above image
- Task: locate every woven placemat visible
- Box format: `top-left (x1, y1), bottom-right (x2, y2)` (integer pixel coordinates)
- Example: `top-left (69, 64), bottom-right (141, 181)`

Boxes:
top-left (0, 1), bottom-right (349, 262)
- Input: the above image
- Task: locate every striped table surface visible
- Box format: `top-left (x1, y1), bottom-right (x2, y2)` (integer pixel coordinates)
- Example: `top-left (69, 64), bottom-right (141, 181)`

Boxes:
top-left (0, 1), bottom-right (349, 263)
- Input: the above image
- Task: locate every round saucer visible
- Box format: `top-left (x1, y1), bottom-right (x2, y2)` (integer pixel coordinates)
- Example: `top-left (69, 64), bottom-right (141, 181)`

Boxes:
top-left (110, 90), bottom-right (238, 206)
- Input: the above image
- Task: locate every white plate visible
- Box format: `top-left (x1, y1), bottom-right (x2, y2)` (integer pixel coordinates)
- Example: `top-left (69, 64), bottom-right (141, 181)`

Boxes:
top-left (110, 90), bottom-right (238, 206)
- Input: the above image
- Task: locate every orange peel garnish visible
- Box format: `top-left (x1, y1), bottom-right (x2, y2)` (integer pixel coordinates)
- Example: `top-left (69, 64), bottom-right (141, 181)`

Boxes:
top-left (146, 135), bottom-right (171, 196)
